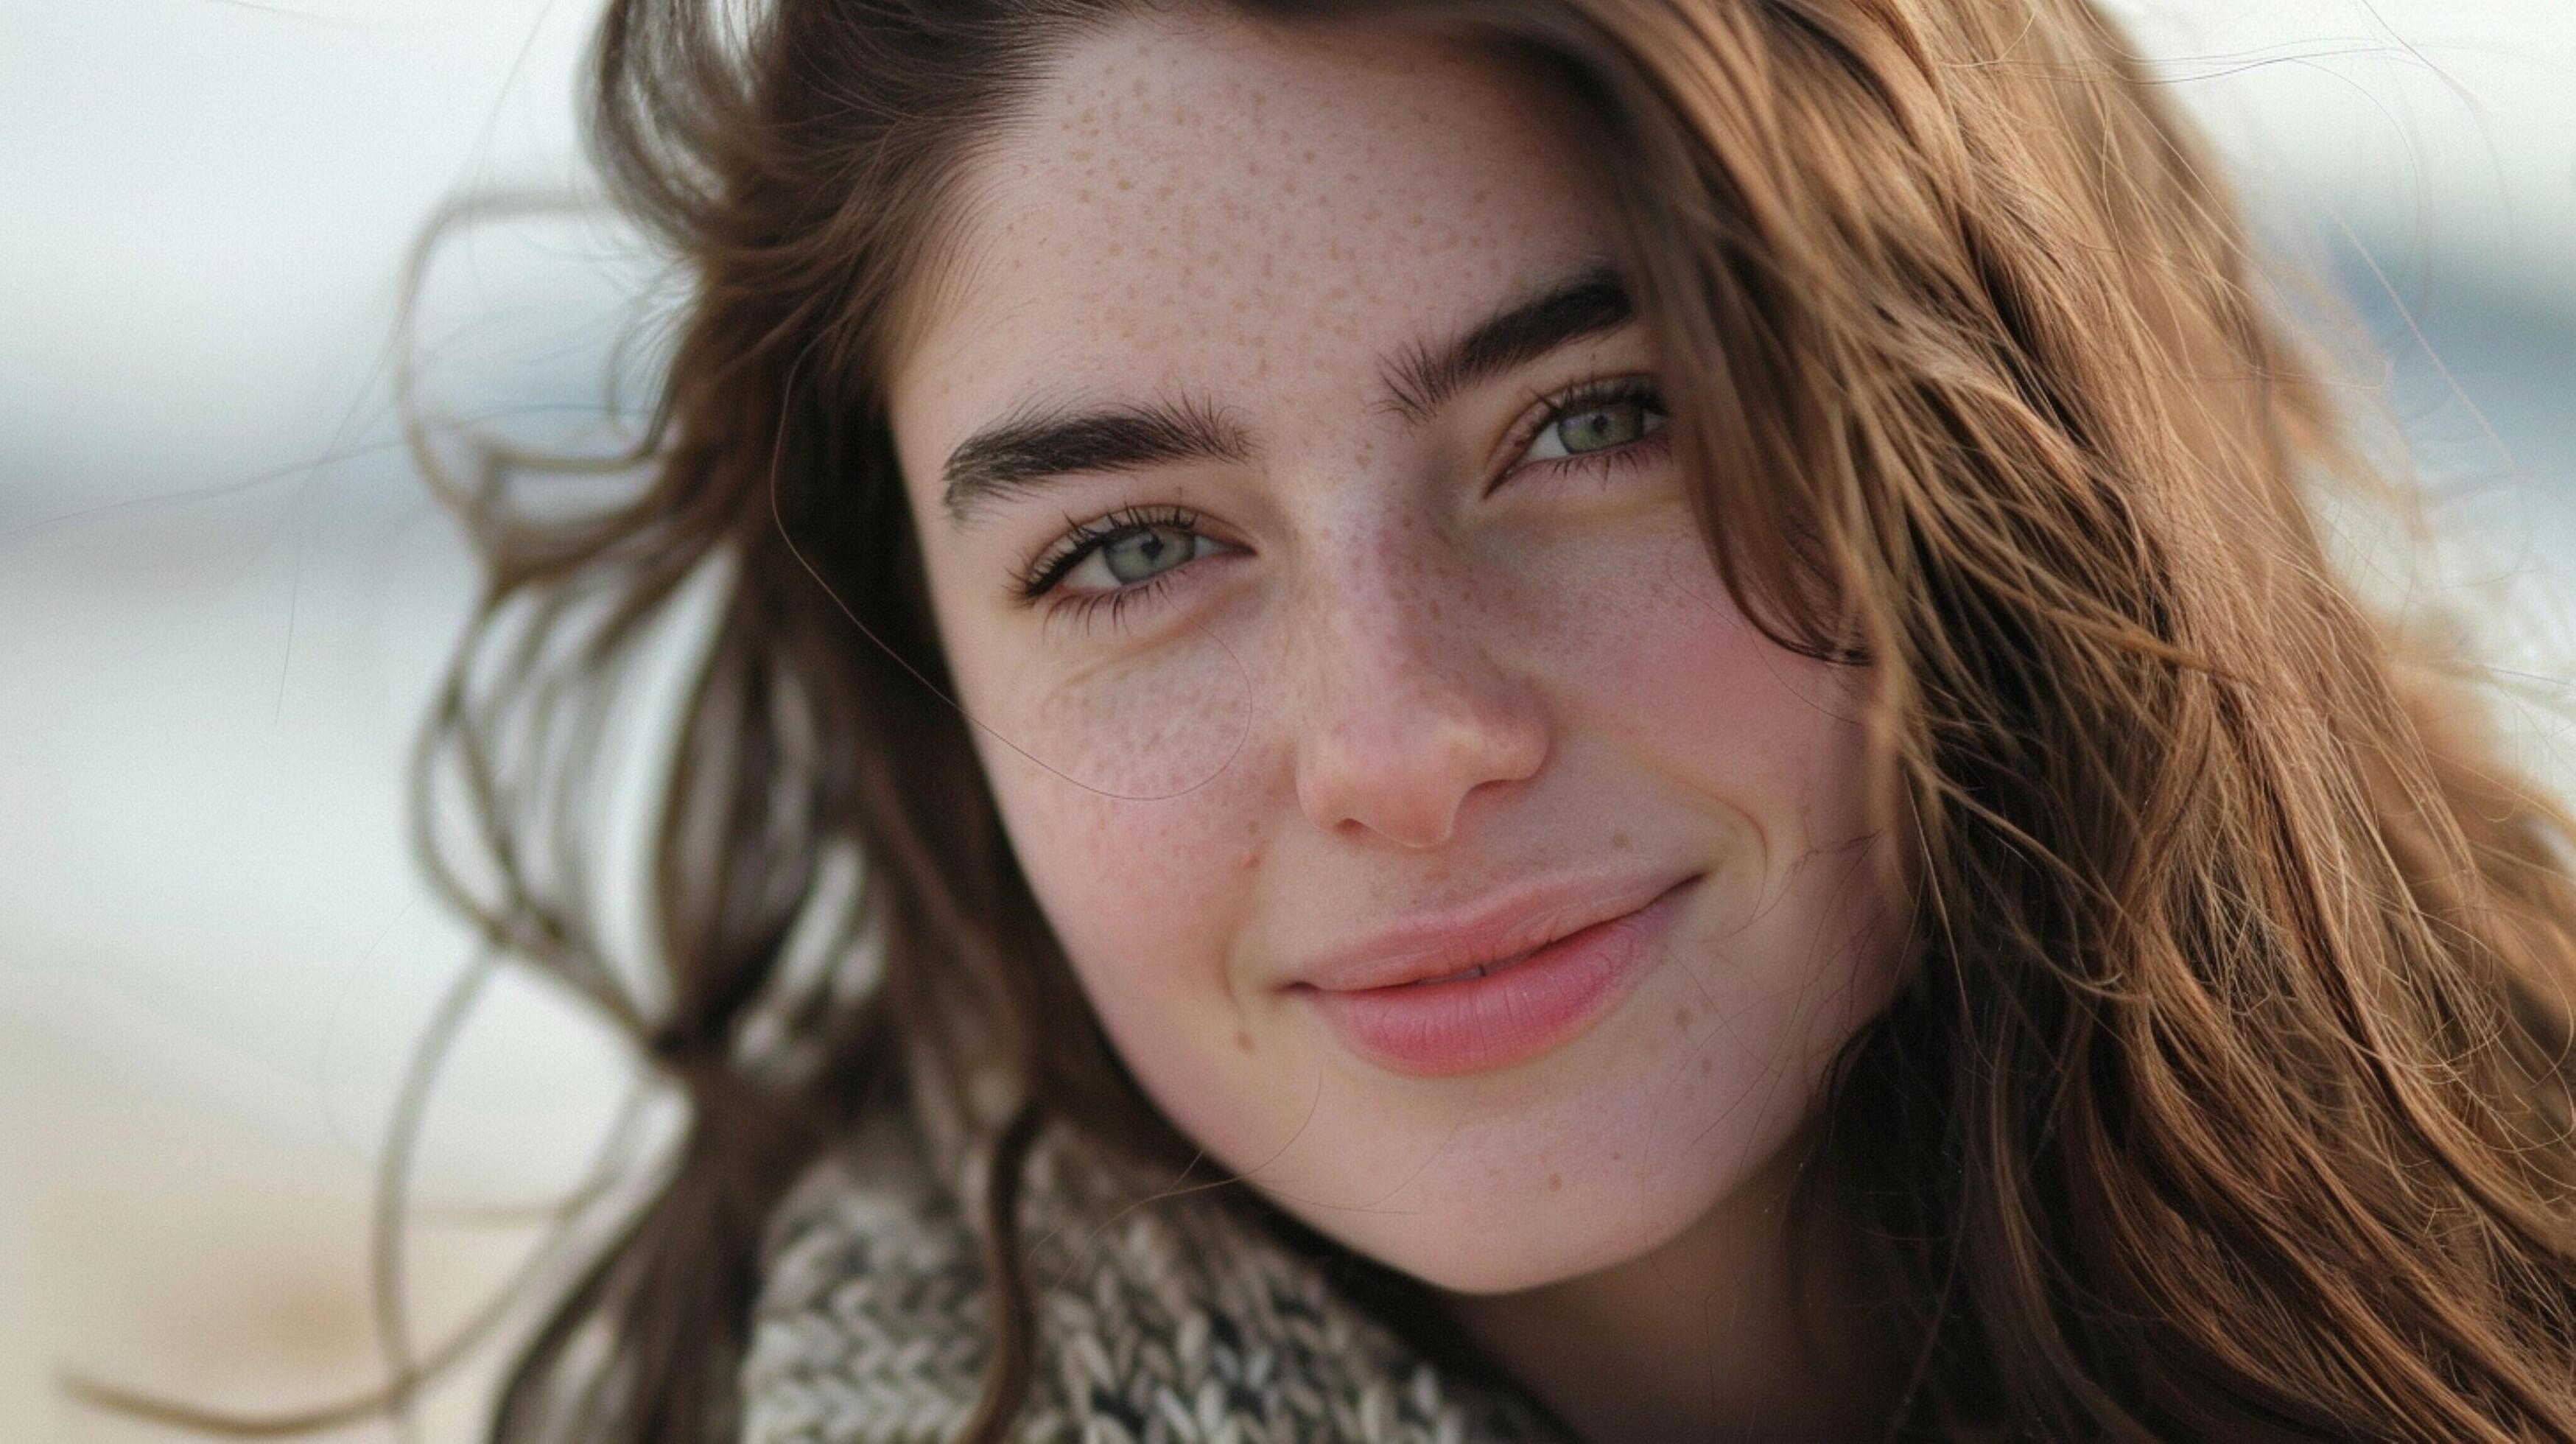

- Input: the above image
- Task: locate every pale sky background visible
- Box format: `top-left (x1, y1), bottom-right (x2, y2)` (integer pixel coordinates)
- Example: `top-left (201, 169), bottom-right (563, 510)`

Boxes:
top-left (2, 1), bottom-right (2572, 1437)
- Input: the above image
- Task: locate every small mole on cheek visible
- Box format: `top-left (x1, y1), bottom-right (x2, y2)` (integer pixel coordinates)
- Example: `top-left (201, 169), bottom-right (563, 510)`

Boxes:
top-left (1545, 1173), bottom-right (1562, 1192)
top-left (1610, 830), bottom-right (1631, 851)
top-left (1674, 1006), bottom-right (1693, 1029)
top-left (1234, 1028), bottom-right (1255, 1054)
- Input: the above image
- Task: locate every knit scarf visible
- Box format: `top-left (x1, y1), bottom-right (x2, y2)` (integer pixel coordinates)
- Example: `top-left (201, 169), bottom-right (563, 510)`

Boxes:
top-left (738, 1112), bottom-right (1569, 1442)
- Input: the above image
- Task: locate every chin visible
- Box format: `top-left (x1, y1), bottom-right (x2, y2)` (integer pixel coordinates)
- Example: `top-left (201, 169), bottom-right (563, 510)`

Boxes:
top-left (1269, 1151), bottom-right (1736, 1297)
top-left (1386, 1236), bottom-right (1641, 1297)
top-left (1389, 1207), bottom-right (1699, 1297)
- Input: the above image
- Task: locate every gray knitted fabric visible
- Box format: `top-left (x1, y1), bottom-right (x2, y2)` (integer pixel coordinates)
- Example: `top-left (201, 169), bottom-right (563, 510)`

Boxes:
top-left (738, 1115), bottom-right (1565, 1443)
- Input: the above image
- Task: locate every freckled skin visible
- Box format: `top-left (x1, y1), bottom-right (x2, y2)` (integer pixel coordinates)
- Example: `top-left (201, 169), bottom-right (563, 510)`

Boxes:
top-left (884, 15), bottom-right (1907, 1295)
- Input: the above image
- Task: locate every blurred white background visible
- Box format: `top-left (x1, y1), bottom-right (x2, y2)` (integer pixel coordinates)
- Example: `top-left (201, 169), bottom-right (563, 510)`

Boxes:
top-left (3, 0), bottom-right (2572, 1437)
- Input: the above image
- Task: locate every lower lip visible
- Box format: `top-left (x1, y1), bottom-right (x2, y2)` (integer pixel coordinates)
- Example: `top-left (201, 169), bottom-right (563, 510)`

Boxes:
top-left (1296, 878), bottom-right (1696, 1078)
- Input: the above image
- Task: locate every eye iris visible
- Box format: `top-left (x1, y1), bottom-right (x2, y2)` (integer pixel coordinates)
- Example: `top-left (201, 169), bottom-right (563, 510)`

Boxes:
top-left (1557, 399), bottom-right (1650, 454)
top-left (1101, 525), bottom-right (1190, 584)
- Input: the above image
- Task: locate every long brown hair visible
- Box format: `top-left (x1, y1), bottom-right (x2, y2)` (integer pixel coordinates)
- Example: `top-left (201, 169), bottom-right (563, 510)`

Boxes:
top-left (155, 0), bottom-right (2576, 1437)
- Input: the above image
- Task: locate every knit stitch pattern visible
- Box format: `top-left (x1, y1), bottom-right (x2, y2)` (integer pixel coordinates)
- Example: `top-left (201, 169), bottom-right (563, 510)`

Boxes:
top-left (739, 1117), bottom-right (1563, 1443)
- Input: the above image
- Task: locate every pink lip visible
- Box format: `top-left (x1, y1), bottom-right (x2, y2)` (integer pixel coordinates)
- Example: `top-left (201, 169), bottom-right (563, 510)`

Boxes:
top-left (1290, 874), bottom-right (1698, 1077)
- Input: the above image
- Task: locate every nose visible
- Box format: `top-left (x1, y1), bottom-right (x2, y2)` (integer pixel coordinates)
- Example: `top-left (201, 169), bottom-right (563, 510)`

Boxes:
top-left (1290, 537), bottom-right (1550, 849)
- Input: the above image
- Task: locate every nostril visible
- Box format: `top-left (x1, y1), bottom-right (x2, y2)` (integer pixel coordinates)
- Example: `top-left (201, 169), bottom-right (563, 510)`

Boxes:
top-left (1286, 606), bottom-right (1549, 846)
top-left (1294, 698), bottom-right (1548, 848)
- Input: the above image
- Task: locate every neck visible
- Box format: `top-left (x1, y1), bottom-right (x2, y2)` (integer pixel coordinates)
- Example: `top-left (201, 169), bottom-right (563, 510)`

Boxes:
top-left (1439, 1144), bottom-right (1893, 1442)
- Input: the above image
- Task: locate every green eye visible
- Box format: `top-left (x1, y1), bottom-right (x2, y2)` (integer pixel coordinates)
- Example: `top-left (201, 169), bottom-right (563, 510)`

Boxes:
top-left (1520, 383), bottom-right (1668, 466)
top-left (1017, 505), bottom-right (1228, 607)
top-left (1553, 399), bottom-right (1657, 455)
top-left (1098, 524), bottom-right (1198, 585)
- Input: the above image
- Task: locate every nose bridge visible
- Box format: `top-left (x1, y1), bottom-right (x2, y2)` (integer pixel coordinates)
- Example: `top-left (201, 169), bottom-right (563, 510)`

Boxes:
top-left (1288, 513), bottom-right (1547, 847)
top-left (1308, 515), bottom-right (1453, 678)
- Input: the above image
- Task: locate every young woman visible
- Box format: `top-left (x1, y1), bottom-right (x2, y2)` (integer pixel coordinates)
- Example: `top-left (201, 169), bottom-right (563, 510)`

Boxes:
top-left (403, 0), bottom-right (2576, 1437)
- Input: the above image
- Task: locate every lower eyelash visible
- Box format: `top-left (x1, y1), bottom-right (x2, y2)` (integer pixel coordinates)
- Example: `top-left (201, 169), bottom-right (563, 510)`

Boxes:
top-left (1518, 378), bottom-right (1670, 484)
top-left (1015, 505), bottom-right (1204, 605)
top-left (1043, 569), bottom-right (1179, 634)
top-left (1554, 432), bottom-right (1670, 483)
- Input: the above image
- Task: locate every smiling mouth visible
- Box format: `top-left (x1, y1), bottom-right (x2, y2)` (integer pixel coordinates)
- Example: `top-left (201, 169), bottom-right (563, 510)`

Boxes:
top-left (1295, 872), bottom-right (1697, 995)
top-left (1296, 875), bottom-right (1699, 1077)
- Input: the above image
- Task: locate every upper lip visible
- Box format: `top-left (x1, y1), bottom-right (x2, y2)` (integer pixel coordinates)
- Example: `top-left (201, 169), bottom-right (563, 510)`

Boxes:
top-left (1289, 872), bottom-right (1697, 993)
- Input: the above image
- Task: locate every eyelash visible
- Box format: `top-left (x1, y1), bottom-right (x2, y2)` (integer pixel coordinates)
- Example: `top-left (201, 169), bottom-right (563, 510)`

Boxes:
top-left (1011, 502), bottom-right (1212, 629)
top-left (1012, 375), bottom-right (1671, 629)
top-left (1498, 376), bottom-right (1669, 491)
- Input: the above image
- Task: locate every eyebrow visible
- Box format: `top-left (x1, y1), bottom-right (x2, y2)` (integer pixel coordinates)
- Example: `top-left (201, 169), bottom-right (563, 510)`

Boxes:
top-left (938, 261), bottom-right (1634, 527)
top-left (941, 393), bottom-right (1253, 528)
top-left (1378, 262), bottom-right (1632, 427)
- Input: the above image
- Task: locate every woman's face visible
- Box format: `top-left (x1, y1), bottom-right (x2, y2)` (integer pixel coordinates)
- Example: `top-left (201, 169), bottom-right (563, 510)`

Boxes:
top-left (885, 12), bottom-right (1907, 1294)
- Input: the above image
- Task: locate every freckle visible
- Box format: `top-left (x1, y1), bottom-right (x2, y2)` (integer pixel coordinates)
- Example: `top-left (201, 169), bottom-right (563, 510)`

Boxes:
top-left (1610, 1151), bottom-right (1624, 1162)
top-left (1545, 1173), bottom-right (1562, 1192)
top-left (1699, 1058), bottom-right (1713, 1076)
top-left (1674, 1006), bottom-right (1692, 1028)
top-left (1235, 1028), bottom-right (1255, 1054)
top-left (1611, 830), bottom-right (1630, 850)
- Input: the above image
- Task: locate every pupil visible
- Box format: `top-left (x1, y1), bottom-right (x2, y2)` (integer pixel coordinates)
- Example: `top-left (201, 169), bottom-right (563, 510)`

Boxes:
top-left (1105, 525), bottom-right (1184, 583)
top-left (1562, 401), bottom-right (1640, 453)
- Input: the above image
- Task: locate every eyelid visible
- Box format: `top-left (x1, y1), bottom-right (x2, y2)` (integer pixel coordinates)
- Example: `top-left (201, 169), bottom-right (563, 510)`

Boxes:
top-left (1491, 373), bottom-right (1668, 489)
top-left (1018, 519), bottom-right (1246, 639)
top-left (1014, 503), bottom-right (1235, 605)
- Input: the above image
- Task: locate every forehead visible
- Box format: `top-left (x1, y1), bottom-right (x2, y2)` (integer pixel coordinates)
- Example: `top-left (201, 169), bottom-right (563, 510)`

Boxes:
top-left (887, 11), bottom-right (1618, 462)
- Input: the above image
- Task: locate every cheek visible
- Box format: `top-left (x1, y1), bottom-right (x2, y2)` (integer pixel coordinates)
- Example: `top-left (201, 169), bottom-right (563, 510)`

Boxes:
top-left (1549, 528), bottom-right (1874, 836)
top-left (973, 659), bottom-right (1270, 1069)
top-left (939, 584), bottom-right (1261, 939)
top-left (989, 753), bottom-right (1254, 972)
top-left (987, 769), bottom-right (1282, 1174)
top-left (1539, 523), bottom-right (1903, 1085)
top-left (960, 617), bottom-right (1259, 804)
top-left (1033, 665), bottom-right (1257, 805)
